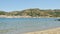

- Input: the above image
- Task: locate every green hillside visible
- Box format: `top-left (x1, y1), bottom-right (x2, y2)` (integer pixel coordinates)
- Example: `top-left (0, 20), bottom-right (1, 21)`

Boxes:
top-left (0, 8), bottom-right (60, 17)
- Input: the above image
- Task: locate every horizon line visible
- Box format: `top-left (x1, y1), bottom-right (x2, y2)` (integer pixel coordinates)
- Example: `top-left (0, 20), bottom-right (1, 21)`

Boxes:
top-left (0, 8), bottom-right (60, 12)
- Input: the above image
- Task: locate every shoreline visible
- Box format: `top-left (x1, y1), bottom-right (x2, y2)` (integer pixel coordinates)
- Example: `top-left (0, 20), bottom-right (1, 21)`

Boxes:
top-left (0, 15), bottom-right (60, 18)
top-left (24, 27), bottom-right (60, 34)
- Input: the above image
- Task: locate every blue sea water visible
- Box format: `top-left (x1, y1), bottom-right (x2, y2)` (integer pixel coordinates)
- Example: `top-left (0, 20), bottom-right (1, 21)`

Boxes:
top-left (0, 18), bottom-right (60, 34)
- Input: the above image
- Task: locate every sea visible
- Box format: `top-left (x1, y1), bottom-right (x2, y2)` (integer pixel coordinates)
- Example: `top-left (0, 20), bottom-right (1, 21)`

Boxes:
top-left (0, 18), bottom-right (60, 34)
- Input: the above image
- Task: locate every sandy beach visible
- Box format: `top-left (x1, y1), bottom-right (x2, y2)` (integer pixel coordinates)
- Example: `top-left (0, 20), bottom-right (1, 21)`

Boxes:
top-left (0, 15), bottom-right (59, 18)
top-left (24, 27), bottom-right (60, 34)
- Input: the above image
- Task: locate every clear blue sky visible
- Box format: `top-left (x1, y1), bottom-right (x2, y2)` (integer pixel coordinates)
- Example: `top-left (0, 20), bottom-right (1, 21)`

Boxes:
top-left (0, 0), bottom-right (60, 11)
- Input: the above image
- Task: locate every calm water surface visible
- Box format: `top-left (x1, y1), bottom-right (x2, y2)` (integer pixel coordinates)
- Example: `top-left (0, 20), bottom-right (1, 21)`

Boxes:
top-left (0, 18), bottom-right (60, 34)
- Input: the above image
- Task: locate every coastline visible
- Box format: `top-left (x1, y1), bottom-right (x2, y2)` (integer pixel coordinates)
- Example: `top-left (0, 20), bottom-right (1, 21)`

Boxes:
top-left (0, 15), bottom-right (59, 18)
top-left (24, 27), bottom-right (60, 34)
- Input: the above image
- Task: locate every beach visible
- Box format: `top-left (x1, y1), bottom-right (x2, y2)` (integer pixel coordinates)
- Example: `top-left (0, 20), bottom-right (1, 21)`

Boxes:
top-left (24, 27), bottom-right (60, 34)
top-left (0, 15), bottom-right (59, 18)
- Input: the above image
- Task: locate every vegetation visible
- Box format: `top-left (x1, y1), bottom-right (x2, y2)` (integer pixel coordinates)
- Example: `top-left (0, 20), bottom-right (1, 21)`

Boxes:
top-left (0, 8), bottom-right (60, 17)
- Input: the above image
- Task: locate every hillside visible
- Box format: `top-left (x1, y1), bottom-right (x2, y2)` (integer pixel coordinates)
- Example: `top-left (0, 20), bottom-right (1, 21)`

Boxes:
top-left (0, 8), bottom-right (60, 17)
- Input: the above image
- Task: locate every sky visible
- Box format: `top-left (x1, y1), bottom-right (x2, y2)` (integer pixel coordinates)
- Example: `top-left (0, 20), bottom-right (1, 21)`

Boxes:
top-left (0, 0), bottom-right (60, 12)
